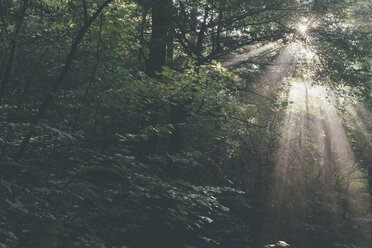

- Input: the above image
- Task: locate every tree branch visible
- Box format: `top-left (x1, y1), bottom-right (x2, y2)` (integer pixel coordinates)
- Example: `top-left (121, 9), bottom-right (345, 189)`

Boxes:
top-left (82, 0), bottom-right (88, 23)
top-left (0, 0), bottom-right (28, 101)
top-left (16, 0), bottom-right (114, 156)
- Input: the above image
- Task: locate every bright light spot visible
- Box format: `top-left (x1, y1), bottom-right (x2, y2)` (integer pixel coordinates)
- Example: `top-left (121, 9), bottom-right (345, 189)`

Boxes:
top-left (297, 17), bottom-right (309, 34)
top-left (298, 23), bottom-right (308, 34)
top-left (300, 47), bottom-right (315, 60)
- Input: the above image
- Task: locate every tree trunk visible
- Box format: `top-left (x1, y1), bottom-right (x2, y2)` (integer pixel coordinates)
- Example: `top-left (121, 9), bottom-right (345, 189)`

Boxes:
top-left (166, 30), bottom-right (174, 64)
top-left (195, 7), bottom-right (210, 62)
top-left (322, 118), bottom-right (333, 191)
top-left (369, 165), bottom-right (372, 248)
top-left (169, 104), bottom-right (186, 154)
top-left (0, 0), bottom-right (28, 101)
top-left (138, 7), bottom-right (148, 69)
top-left (146, 0), bottom-right (172, 76)
top-left (369, 166), bottom-right (372, 205)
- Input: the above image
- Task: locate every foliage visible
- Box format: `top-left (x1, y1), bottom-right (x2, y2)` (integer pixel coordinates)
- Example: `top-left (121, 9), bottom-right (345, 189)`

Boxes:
top-left (0, 0), bottom-right (371, 248)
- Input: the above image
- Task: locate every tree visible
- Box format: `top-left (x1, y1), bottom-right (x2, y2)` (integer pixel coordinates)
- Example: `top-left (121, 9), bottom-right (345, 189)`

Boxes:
top-left (146, 0), bottom-right (173, 76)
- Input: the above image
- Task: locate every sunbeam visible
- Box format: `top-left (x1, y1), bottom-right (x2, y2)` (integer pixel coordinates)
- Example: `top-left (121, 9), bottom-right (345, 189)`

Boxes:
top-left (253, 43), bottom-right (297, 97)
top-left (222, 42), bottom-right (277, 67)
top-left (260, 40), bottom-right (371, 247)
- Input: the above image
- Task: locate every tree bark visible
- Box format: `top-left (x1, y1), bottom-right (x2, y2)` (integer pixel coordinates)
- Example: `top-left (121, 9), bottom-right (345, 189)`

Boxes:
top-left (72, 14), bottom-right (103, 133)
top-left (0, 0), bottom-right (28, 101)
top-left (146, 0), bottom-right (172, 76)
top-left (169, 104), bottom-right (187, 154)
top-left (195, 7), bottom-right (210, 61)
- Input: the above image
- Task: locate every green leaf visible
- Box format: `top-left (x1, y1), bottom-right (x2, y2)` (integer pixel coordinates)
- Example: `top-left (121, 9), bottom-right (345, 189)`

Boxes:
top-left (276, 241), bottom-right (290, 247)
top-left (281, 101), bottom-right (289, 107)
top-left (4, 231), bottom-right (18, 241)
top-left (0, 242), bottom-right (9, 248)
top-left (6, 199), bottom-right (29, 214)
top-left (216, 62), bottom-right (221, 69)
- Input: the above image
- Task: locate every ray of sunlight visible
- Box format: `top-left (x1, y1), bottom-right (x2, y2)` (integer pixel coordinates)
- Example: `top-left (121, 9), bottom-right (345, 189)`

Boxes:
top-left (222, 42), bottom-right (277, 67)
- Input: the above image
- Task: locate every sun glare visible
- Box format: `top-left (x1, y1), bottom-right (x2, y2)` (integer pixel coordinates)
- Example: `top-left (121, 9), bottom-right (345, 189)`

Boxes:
top-left (298, 23), bottom-right (308, 34)
top-left (297, 17), bottom-right (309, 34)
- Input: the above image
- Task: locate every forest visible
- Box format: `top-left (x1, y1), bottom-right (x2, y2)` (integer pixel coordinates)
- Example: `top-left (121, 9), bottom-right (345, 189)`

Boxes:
top-left (0, 0), bottom-right (371, 247)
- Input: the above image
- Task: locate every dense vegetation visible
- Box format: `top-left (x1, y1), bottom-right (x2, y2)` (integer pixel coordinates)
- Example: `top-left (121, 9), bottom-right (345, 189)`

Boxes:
top-left (0, 0), bottom-right (371, 248)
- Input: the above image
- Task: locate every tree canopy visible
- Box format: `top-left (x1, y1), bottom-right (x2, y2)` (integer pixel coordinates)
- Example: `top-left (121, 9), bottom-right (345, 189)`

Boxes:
top-left (0, 0), bottom-right (371, 248)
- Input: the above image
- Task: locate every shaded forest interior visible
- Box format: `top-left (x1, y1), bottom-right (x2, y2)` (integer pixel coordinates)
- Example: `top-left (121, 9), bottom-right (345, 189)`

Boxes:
top-left (0, 0), bottom-right (371, 248)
